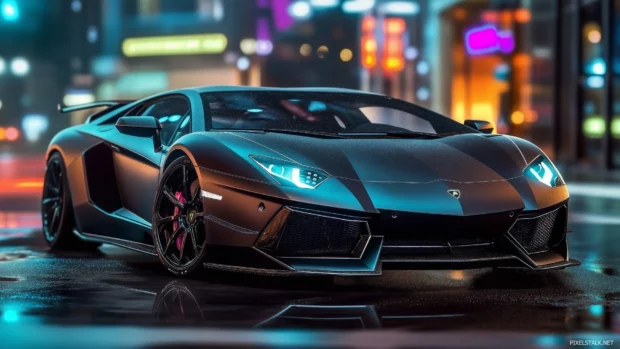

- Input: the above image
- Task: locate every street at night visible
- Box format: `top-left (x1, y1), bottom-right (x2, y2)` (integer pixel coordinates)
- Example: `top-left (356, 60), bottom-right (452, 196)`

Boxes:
top-left (0, 155), bottom-right (619, 348)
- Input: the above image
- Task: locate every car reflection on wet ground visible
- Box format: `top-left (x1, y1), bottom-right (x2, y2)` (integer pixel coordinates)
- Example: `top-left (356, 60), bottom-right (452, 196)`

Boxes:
top-left (0, 156), bottom-right (619, 348)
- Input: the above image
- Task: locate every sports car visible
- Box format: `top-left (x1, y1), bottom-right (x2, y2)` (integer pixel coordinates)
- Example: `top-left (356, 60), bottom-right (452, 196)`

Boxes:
top-left (43, 86), bottom-right (579, 276)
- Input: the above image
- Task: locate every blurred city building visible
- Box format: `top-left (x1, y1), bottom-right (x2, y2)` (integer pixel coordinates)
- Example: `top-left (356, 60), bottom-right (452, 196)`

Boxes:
top-left (0, 0), bottom-right (619, 170)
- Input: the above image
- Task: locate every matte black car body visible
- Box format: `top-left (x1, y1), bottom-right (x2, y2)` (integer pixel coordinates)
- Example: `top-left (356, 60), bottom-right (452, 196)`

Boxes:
top-left (44, 86), bottom-right (579, 276)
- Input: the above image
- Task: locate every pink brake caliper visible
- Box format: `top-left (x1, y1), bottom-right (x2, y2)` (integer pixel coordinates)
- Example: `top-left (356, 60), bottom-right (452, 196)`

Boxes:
top-left (172, 191), bottom-right (187, 251)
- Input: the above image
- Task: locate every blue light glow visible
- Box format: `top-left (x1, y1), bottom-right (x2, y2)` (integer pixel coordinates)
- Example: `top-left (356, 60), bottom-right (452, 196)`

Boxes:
top-left (342, 0), bottom-right (375, 13)
top-left (590, 58), bottom-right (606, 75)
top-left (253, 157), bottom-right (328, 189)
top-left (416, 61), bottom-right (429, 75)
top-left (87, 26), bottom-right (99, 43)
top-left (10, 57), bottom-right (29, 76)
top-left (22, 114), bottom-right (49, 142)
top-left (535, 335), bottom-right (561, 348)
top-left (416, 87), bottom-right (430, 101)
top-left (168, 115), bottom-right (181, 123)
top-left (308, 101), bottom-right (327, 112)
top-left (585, 76), bottom-right (605, 88)
top-left (378, 1), bottom-right (419, 15)
top-left (524, 156), bottom-right (564, 187)
top-left (2, 309), bottom-right (19, 323)
top-left (237, 56), bottom-right (250, 71)
top-left (1, 0), bottom-right (19, 21)
top-left (247, 108), bottom-right (263, 113)
top-left (289, 1), bottom-right (312, 19)
top-left (71, 0), bottom-right (82, 12)
top-left (264, 330), bottom-right (315, 346)
top-left (589, 304), bottom-right (604, 317)
top-left (310, 0), bottom-right (339, 8)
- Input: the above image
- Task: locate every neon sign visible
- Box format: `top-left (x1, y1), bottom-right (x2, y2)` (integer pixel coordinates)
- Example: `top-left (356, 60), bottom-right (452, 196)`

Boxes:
top-left (122, 34), bottom-right (228, 57)
top-left (465, 25), bottom-right (515, 56)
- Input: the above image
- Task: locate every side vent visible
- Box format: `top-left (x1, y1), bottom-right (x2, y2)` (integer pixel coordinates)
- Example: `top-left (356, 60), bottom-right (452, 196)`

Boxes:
top-left (83, 143), bottom-right (123, 213)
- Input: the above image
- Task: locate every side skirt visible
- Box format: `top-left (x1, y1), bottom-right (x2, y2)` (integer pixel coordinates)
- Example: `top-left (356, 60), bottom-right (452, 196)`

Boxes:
top-left (72, 230), bottom-right (157, 256)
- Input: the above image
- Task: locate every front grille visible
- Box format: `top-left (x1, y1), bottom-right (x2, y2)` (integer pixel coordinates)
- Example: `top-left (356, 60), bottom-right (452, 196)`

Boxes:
top-left (274, 211), bottom-right (365, 257)
top-left (508, 208), bottom-right (564, 253)
top-left (375, 210), bottom-right (517, 245)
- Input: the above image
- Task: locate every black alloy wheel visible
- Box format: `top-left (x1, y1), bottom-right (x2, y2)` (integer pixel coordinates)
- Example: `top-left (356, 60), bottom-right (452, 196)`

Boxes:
top-left (42, 152), bottom-right (97, 249)
top-left (154, 157), bottom-right (208, 276)
top-left (42, 154), bottom-right (65, 242)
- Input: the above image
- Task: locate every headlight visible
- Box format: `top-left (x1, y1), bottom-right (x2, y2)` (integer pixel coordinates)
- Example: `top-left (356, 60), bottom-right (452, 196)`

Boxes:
top-left (251, 156), bottom-right (329, 189)
top-left (524, 156), bottom-right (565, 187)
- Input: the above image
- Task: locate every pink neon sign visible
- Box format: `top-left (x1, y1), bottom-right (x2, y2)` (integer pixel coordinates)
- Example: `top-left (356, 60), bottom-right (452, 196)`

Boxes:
top-left (465, 25), bottom-right (515, 56)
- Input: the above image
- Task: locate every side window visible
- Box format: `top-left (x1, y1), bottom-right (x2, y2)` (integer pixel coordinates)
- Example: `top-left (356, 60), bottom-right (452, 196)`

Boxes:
top-left (139, 97), bottom-right (191, 145)
top-left (169, 115), bottom-right (191, 144)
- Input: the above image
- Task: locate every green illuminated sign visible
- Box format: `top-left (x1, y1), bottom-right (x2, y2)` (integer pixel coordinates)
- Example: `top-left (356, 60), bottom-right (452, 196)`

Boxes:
top-left (122, 34), bottom-right (228, 57)
top-left (583, 116), bottom-right (620, 139)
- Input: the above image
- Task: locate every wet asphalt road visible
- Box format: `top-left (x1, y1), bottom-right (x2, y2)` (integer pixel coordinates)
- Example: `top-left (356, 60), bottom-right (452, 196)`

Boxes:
top-left (1, 191), bottom-right (620, 348)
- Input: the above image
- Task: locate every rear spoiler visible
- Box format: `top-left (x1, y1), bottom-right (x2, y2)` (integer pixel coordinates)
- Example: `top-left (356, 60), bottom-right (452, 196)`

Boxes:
top-left (57, 100), bottom-right (134, 114)
top-left (57, 100), bottom-right (134, 124)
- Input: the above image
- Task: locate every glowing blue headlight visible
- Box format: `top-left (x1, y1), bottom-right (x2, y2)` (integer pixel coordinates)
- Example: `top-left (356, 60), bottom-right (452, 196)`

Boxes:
top-left (524, 156), bottom-right (565, 187)
top-left (251, 156), bottom-right (329, 189)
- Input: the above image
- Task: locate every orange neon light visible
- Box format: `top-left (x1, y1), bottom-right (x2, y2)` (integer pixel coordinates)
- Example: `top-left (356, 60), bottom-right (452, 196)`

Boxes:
top-left (514, 8), bottom-right (531, 23)
top-left (384, 57), bottom-right (405, 72)
top-left (362, 16), bottom-right (376, 33)
top-left (361, 35), bottom-right (377, 69)
top-left (382, 18), bottom-right (406, 73)
top-left (16, 181), bottom-right (44, 188)
top-left (384, 18), bottom-right (405, 35)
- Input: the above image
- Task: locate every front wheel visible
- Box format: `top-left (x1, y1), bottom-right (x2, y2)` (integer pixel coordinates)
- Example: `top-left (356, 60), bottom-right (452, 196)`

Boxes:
top-left (153, 157), bottom-right (208, 277)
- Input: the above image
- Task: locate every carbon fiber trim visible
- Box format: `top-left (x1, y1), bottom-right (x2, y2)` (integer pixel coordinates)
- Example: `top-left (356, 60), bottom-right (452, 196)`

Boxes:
top-left (205, 214), bottom-right (258, 235)
top-left (506, 206), bottom-right (565, 254)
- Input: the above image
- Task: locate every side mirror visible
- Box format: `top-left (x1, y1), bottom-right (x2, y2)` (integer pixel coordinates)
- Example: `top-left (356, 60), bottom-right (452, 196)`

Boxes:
top-left (115, 116), bottom-right (163, 151)
top-left (464, 119), bottom-right (494, 134)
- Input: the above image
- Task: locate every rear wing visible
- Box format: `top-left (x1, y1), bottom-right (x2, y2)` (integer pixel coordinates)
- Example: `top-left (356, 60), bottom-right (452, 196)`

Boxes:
top-left (57, 100), bottom-right (133, 114)
top-left (57, 100), bottom-right (134, 124)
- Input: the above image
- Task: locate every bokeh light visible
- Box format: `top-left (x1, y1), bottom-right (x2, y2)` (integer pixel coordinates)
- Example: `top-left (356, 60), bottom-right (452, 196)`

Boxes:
top-left (299, 44), bottom-right (312, 56)
top-left (240, 38), bottom-right (257, 55)
top-left (10, 57), bottom-right (30, 77)
top-left (5, 127), bottom-right (19, 141)
top-left (236, 56), bottom-right (251, 71)
top-left (1, 0), bottom-right (19, 22)
top-left (511, 111), bottom-right (525, 125)
top-left (288, 1), bottom-right (312, 19)
top-left (71, 0), bottom-right (82, 13)
top-left (339, 48), bottom-right (353, 62)
top-left (588, 30), bottom-right (601, 44)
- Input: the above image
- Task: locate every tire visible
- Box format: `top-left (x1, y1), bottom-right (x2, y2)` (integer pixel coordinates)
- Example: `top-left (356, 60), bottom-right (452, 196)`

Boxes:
top-left (152, 156), bottom-right (208, 277)
top-left (42, 152), bottom-right (100, 250)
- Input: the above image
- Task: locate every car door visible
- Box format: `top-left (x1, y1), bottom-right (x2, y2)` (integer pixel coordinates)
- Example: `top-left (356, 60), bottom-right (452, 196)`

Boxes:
top-left (107, 95), bottom-right (192, 224)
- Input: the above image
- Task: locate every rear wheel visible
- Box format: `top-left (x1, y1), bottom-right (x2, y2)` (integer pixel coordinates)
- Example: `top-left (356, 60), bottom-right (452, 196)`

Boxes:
top-left (153, 157), bottom-right (208, 277)
top-left (42, 152), bottom-right (99, 250)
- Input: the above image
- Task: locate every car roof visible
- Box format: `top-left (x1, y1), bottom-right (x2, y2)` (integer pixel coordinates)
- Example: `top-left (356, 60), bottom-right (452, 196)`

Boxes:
top-left (169, 85), bottom-right (383, 95)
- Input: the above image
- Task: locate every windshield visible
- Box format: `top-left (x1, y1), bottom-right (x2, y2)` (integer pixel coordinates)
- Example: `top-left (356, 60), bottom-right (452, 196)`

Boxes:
top-left (201, 91), bottom-right (476, 136)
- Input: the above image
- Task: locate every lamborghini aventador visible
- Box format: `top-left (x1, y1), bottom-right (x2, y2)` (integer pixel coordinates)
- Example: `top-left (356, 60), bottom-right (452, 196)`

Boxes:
top-left (42, 86), bottom-right (579, 276)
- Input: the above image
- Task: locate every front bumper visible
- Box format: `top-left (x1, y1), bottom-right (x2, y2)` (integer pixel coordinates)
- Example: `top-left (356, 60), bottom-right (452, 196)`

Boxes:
top-left (220, 202), bottom-right (580, 276)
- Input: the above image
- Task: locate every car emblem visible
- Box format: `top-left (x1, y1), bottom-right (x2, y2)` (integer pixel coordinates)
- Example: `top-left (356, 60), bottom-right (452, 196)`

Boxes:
top-left (447, 189), bottom-right (461, 200)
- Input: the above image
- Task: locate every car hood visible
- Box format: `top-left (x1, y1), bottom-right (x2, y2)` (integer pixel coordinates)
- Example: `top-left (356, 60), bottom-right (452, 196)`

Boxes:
top-left (227, 131), bottom-right (535, 183)
top-left (188, 131), bottom-right (567, 215)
